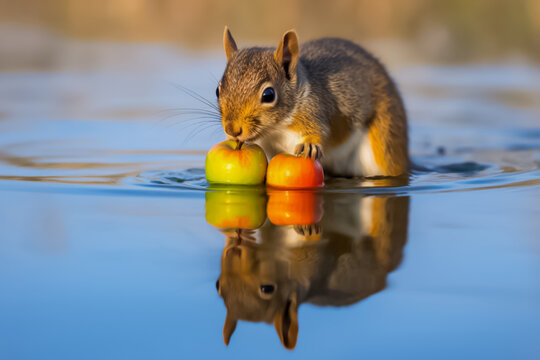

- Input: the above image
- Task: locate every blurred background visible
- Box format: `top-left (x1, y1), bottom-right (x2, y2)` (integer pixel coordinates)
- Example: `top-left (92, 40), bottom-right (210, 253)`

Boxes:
top-left (1, 0), bottom-right (539, 70)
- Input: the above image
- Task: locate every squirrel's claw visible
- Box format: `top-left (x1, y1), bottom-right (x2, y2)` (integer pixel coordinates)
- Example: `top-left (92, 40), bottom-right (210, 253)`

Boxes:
top-left (295, 143), bottom-right (323, 160)
top-left (293, 224), bottom-right (322, 239)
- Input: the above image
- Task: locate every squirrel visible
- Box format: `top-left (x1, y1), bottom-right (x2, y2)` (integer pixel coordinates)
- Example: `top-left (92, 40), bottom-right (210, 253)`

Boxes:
top-left (216, 27), bottom-right (409, 177)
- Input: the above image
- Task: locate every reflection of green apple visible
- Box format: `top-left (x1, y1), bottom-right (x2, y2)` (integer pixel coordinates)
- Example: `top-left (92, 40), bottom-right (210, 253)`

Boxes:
top-left (205, 187), bottom-right (267, 229)
top-left (205, 140), bottom-right (267, 185)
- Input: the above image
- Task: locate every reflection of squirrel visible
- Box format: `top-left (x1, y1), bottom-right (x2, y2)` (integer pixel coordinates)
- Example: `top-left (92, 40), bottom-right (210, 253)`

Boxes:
top-left (215, 194), bottom-right (410, 350)
top-left (217, 27), bottom-right (408, 177)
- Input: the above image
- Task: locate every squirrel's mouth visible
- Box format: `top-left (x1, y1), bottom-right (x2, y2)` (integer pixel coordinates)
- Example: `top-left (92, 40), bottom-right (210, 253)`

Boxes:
top-left (226, 131), bottom-right (262, 144)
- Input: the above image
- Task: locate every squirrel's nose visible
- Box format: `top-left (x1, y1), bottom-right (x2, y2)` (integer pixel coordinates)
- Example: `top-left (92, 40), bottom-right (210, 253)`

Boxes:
top-left (225, 124), bottom-right (242, 138)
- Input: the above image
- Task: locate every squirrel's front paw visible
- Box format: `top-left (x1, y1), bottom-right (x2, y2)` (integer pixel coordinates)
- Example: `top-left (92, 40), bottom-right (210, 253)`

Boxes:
top-left (295, 143), bottom-right (323, 160)
top-left (294, 224), bottom-right (321, 236)
top-left (293, 224), bottom-right (322, 242)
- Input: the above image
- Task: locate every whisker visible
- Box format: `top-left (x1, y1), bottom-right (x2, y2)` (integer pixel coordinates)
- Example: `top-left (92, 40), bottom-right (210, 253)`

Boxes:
top-left (156, 108), bottom-right (221, 121)
top-left (156, 82), bottom-right (229, 144)
top-left (211, 126), bottom-right (225, 138)
top-left (160, 116), bottom-right (221, 126)
top-left (182, 123), bottom-right (222, 143)
top-left (248, 123), bottom-right (267, 142)
top-left (163, 119), bottom-right (220, 132)
top-left (157, 107), bottom-right (220, 116)
top-left (169, 82), bottom-right (220, 112)
top-left (208, 72), bottom-right (219, 83)
top-left (174, 121), bottom-right (218, 140)
top-left (156, 111), bottom-right (221, 127)
top-left (160, 117), bottom-right (221, 129)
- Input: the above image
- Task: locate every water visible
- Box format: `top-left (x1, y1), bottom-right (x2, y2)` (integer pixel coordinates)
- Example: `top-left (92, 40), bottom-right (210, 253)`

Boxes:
top-left (1, 39), bottom-right (539, 360)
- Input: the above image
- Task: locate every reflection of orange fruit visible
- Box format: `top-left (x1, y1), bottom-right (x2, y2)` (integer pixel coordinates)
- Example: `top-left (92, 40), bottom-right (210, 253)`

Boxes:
top-left (267, 190), bottom-right (323, 225)
top-left (266, 153), bottom-right (324, 189)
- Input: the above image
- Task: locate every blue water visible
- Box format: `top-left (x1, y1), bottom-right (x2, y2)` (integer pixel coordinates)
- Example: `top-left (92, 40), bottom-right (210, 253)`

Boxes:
top-left (1, 40), bottom-right (539, 359)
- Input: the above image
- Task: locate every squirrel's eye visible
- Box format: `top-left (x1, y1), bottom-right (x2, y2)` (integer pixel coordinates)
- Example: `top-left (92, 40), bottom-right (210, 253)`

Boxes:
top-left (260, 284), bottom-right (275, 294)
top-left (215, 86), bottom-right (219, 98)
top-left (261, 87), bottom-right (275, 103)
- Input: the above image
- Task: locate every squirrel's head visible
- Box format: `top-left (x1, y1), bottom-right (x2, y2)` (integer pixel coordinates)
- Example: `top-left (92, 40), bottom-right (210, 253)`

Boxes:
top-left (216, 228), bottom-right (299, 350)
top-left (217, 27), bottom-right (300, 143)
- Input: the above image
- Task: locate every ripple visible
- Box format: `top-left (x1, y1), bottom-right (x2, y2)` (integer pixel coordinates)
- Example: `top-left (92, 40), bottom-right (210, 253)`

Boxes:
top-left (128, 159), bottom-right (539, 196)
top-left (1, 136), bottom-right (538, 196)
top-left (126, 168), bottom-right (208, 190)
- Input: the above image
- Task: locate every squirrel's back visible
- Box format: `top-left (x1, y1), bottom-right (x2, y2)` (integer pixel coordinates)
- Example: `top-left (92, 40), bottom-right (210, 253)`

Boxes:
top-left (299, 38), bottom-right (409, 176)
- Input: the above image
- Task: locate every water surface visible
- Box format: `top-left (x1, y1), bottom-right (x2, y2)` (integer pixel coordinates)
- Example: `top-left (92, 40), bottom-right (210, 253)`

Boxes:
top-left (1, 39), bottom-right (539, 359)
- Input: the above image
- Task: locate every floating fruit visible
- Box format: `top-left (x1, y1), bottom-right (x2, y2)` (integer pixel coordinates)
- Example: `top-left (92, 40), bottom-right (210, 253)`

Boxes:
top-left (266, 153), bottom-right (324, 189)
top-left (205, 140), bottom-right (267, 185)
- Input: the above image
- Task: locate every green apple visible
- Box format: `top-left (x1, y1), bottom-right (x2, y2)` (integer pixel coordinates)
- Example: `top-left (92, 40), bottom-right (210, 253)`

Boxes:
top-left (205, 140), bottom-right (267, 185)
top-left (205, 187), bottom-right (267, 229)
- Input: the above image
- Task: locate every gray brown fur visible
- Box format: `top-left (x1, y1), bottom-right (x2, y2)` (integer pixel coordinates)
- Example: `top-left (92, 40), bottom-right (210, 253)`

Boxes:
top-left (218, 28), bottom-right (409, 177)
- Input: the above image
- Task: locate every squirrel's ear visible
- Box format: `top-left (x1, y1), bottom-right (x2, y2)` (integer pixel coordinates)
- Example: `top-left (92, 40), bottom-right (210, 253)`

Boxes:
top-left (223, 312), bottom-right (237, 346)
top-left (223, 26), bottom-right (238, 62)
top-left (273, 293), bottom-right (299, 350)
top-left (274, 30), bottom-right (299, 81)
